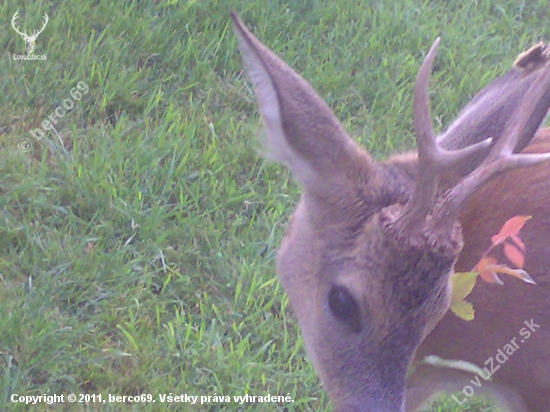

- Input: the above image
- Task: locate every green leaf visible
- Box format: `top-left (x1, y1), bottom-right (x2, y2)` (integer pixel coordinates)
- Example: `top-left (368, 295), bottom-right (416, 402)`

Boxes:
top-left (450, 271), bottom-right (479, 304)
top-left (451, 300), bottom-right (475, 320)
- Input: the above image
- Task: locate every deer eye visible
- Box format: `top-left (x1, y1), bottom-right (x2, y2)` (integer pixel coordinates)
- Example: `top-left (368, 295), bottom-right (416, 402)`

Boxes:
top-left (328, 285), bottom-right (361, 333)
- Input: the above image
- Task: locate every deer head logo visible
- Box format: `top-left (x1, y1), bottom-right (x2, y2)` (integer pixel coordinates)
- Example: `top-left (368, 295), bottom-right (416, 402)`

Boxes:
top-left (11, 10), bottom-right (49, 54)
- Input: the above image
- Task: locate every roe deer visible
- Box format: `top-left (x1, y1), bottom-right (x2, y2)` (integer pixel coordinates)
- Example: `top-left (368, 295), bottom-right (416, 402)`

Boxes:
top-left (232, 12), bottom-right (550, 412)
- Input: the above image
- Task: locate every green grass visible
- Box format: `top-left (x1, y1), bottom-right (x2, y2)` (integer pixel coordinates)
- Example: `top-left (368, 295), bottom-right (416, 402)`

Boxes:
top-left (0, 0), bottom-right (548, 411)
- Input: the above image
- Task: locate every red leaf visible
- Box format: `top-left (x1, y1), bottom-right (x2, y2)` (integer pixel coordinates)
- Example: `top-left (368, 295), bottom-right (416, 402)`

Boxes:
top-left (476, 257), bottom-right (503, 285)
top-left (504, 242), bottom-right (525, 268)
top-left (510, 234), bottom-right (526, 252)
top-left (491, 216), bottom-right (531, 246)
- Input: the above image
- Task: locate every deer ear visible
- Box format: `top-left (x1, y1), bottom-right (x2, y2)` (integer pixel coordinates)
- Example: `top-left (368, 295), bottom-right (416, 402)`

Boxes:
top-left (437, 42), bottom-right (550, 175)
top-left (231, 12), bottom-right (378, 193)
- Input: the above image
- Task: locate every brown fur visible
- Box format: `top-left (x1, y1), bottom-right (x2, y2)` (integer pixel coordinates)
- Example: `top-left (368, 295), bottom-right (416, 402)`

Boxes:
top-left (232, 12), bottom-right (550, 412)
top-left (410, 128), bottom-right (550, 411)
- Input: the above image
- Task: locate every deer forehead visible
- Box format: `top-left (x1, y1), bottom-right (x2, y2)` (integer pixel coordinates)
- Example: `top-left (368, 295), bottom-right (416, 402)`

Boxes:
top-left (278, 197), bottom-right (447, 330)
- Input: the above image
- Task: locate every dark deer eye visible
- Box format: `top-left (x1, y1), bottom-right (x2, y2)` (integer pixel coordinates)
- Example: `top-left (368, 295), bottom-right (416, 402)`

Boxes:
top-left (328, 285), bottom-right (361, 333)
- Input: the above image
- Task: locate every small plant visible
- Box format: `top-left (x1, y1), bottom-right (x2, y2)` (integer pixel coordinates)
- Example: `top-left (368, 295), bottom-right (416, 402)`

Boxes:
top-left (451, 216), bottom-right (535, 320)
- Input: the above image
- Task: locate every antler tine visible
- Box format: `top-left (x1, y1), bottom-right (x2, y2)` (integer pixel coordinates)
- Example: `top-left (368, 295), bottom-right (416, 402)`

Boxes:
top-left (30, 14), bottom-right (49, 38)
top-left (40, 14), bottom-right (49, 33)
top-left (396, 38), bottom-right (492, 234)
top-left (412, 38), bottom-right (439, 162)
top-left (434, 63), bottom-right (550, 229)
top-left (11, 11), bottom-right (26, 37)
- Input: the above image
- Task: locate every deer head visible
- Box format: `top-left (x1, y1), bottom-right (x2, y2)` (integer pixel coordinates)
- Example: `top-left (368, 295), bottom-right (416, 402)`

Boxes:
top-left (232, 12), bottom-right (550, 411)
top-left (12, 11), bottom-right (49, 54)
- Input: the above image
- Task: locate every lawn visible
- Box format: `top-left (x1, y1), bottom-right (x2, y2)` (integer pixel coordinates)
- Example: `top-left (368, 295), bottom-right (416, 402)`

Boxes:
top-left (0, 0), bottom-right (548, 411)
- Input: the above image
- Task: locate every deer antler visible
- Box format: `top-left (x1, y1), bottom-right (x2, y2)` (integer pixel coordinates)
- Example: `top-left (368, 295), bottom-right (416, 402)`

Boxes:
top-left (11, 11), bottom-right (48, 40)
top-left (393, 39), bottom-right (493, 236)
top-left (31, 14), bottom-right (49, 39)
top-left (393, 40), bottom-right (550, 240)
top-left (11, 11), bottom-right (27, 38)
top-left (433, 63), bottom-right (550, 230)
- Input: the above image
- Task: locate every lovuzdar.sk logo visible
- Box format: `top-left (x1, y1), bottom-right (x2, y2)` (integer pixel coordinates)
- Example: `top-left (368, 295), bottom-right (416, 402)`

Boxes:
top-left (11, 10), bottom-right (49, 61)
